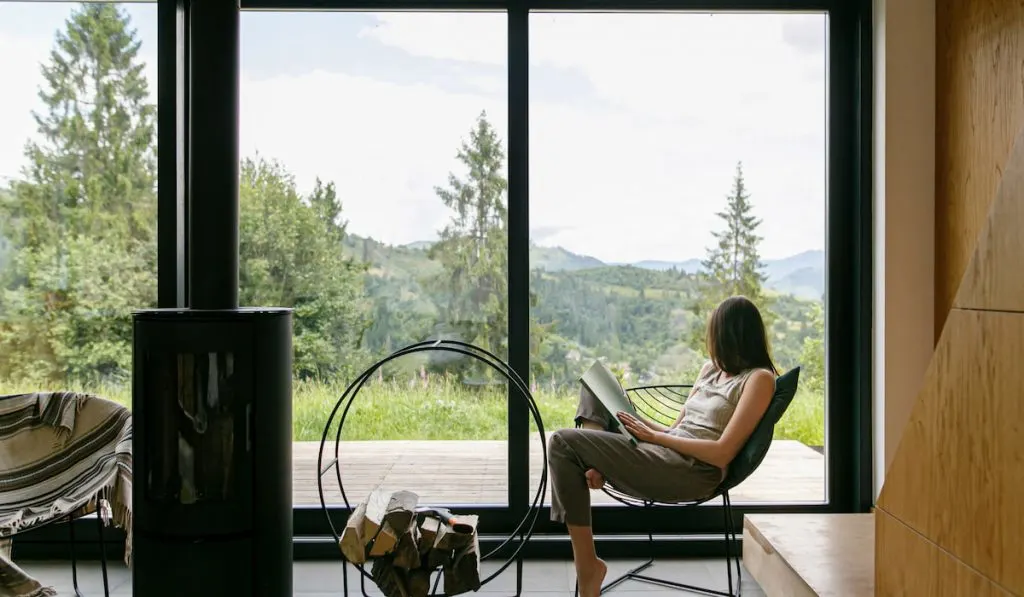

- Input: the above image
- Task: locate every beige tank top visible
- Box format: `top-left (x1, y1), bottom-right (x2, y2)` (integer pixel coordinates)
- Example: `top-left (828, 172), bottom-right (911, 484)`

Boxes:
top-left (671, 362), bottom-right (760, 442)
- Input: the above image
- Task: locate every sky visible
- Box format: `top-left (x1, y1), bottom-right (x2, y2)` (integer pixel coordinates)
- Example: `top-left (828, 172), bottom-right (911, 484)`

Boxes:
top-left (0, 3), bottom-right (827, 263)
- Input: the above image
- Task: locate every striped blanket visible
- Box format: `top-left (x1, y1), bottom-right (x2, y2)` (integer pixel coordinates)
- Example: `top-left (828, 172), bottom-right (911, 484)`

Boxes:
top-left (0, 392), bottom-right (132, 597)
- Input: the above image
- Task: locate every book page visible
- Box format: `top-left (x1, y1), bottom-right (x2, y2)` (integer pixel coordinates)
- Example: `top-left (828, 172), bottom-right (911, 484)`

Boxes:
top-left (579, 360), bottom-right (638, 445)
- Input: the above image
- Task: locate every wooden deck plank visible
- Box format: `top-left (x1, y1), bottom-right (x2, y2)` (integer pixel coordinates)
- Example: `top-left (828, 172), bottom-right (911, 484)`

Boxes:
top-left (291, 439), bottom-right (825, 507)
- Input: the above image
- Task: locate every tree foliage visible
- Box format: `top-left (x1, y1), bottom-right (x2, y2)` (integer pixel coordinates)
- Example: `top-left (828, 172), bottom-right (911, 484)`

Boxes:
top-left (698, 162), bottom-right (768, 305)
top-left (0, 4), bottom-right (156, 384)
top-left (427, 112), bottom-right (509, 359)
top-left (238, 157), bottom-right (371, 380)
top-left (0, 6), bottom-right (824, 420)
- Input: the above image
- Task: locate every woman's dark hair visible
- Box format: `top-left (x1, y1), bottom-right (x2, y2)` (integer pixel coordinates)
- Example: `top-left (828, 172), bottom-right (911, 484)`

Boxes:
top-left (705, 295), bottom-right (777, 375)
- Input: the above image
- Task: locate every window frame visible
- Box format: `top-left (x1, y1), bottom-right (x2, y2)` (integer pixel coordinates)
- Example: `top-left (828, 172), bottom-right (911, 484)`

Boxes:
top-left (227, 0), bottom-right (873, 549)
top-left (3, 0), bottom-right (873, 560)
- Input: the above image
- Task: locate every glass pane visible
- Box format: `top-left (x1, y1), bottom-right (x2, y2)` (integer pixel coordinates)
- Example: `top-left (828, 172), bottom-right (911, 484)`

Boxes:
top-left (238, 11), bottom-right (510, 508)
top-left (529, 12), bottom-right (827, 506)
top-left (144, 352), bottom-right (246, 505)
top-left (0, 3), bottom-right (157, 407)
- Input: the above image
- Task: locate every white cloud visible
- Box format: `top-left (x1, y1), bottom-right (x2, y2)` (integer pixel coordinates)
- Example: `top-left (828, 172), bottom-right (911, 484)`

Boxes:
top-left (240, 69), bottom-right (509, 248)
top-left (355, 12), bottom-right (828, 261)
top-left (0, 8), bottom-right (827, 264)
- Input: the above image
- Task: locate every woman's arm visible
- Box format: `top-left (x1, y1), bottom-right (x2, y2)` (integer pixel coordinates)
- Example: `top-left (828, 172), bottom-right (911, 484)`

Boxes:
top-left (636, 369), bottom-right (775, 469)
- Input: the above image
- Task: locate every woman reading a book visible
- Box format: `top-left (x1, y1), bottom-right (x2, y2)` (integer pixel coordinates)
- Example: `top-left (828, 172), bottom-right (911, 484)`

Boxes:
top-left (547, 295), bottom-right (778, 597)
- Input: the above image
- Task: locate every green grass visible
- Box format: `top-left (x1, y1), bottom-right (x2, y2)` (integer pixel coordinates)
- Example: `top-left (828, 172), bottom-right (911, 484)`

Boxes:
top-left (0, 378), bottom-right (824, 446)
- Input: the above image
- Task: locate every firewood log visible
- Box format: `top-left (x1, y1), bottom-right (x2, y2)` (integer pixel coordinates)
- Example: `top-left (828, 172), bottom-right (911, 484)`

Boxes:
top-left (371, 556), bottom-right (410, 597)
top-left (339, 502), bottom-right (369, 564)
top-left (342, 487), bottom-right (420, 560)
top-left (392, 519), bottom-right (422, 570)
top-left (443, 522), bottom-right (481, 596)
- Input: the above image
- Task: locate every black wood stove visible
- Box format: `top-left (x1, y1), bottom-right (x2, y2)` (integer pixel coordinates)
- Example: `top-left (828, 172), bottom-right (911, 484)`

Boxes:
top-left (131, 0), bottom-right (293, 594)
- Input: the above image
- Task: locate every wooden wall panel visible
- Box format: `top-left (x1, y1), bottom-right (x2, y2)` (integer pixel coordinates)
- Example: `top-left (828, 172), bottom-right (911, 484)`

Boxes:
top-left (935, 0), bottom-right (1024, 333)
top-left (877, 309), bottom-right (1024, 593)
top-left (875, 509), bottom-right (1011, 597)
top-left (954, 127), bottom-right (1024, 312)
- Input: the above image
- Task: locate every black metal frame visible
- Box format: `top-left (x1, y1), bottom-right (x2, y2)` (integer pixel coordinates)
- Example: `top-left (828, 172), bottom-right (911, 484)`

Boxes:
top-left (586, 384), bottom-right (741, 596)
top-left (316, 340), bottom-right (547, 597)
top-left (229, 0), bottom-right (872, 545)
top-left (12, 0), bottom-right (872, 555)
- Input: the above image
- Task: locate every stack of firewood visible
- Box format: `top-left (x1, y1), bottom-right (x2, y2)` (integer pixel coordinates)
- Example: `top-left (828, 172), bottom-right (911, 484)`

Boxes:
top-left (339, 487), bottom-right (481, 597)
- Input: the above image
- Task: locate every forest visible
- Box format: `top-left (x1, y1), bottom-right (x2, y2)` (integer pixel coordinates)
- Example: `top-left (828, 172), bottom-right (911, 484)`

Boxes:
top-left (0, 4), bottom-right (826, 445)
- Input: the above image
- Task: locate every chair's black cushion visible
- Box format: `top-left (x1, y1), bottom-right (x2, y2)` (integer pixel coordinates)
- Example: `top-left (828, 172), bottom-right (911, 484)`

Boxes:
top-left (718, 366), bottom-right (801, 492)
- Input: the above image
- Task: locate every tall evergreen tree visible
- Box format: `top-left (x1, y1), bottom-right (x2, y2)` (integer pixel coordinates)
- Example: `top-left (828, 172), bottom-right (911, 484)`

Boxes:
top-left (0, 5), bottom-right (156, 383)
top-left (691, 162), bottom-right (771, 347)
top-left (428, 112), bottom-right (509, 360)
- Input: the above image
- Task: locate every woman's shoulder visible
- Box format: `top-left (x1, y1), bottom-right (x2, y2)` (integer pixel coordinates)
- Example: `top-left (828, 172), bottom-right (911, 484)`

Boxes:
top-left (744, 367), bottom-right (777, 393)
top-left (697, 360), bottom-right (717, 379)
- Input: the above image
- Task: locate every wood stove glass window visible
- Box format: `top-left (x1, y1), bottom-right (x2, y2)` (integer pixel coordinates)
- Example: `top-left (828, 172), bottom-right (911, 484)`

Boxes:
top-left (145, 352), bottom-right (250, 504)
top-left (240, 11), bottom-right (510, 507)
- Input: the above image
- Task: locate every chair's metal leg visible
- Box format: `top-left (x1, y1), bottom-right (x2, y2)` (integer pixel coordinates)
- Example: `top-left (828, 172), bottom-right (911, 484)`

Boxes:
top-left (96, 507), bottom-right (110, 597)
top-left (341, 557), bottom-right (349, 597)
top-left (727, 493), bottom-right (742, 595)
top-left (69, 514), bottom-right (84, 597)
top-left (599, 505), bottom-right (655, 595)
top-left (515, 546), bottom-right (524, 597)
top-left (722, 493), bottom-right (736, 597)
top-left (359, 564), bottom-right (374, 597)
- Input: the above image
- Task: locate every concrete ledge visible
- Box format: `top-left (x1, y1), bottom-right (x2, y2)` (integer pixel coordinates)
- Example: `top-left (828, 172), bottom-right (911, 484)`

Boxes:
top-left (743, 513), bottom-right (874, 597)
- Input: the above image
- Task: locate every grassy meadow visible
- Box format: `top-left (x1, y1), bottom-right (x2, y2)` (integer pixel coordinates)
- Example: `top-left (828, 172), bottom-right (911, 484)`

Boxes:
top-left (0, 376), bottom-right (824, 446)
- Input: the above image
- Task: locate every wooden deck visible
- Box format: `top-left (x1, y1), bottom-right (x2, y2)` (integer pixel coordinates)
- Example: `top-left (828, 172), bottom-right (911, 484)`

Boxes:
top-left (292, 439), bottom-right (824, 507)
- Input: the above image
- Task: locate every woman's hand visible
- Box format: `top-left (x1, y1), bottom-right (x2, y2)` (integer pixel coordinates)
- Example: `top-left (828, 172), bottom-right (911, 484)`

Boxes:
top-left (616, 412), bottom-right (662, 444)
top-left (585, 468), bottom-right (605, 490)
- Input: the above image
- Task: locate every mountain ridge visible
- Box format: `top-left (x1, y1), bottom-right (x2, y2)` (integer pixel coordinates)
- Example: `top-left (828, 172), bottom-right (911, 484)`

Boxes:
top-left (364, 238), bottom-right (824, 301)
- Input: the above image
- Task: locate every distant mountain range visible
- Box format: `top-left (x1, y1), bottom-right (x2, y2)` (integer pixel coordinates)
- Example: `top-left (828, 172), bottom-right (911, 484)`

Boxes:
top-left (399, 240), bottom-right (825, 301)
top-left (529, 245), bottom-right (824, 300)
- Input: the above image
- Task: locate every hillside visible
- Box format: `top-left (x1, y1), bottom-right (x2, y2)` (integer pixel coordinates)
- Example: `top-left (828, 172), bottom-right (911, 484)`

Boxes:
top-left (534, 245), bottom-right (825, 300)
top-left (340, 233), bottom-right (823, 384)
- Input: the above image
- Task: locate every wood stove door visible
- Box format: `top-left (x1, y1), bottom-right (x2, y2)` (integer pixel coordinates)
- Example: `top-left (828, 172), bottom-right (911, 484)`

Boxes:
top-left (135, 319), bottom-right (255, 537)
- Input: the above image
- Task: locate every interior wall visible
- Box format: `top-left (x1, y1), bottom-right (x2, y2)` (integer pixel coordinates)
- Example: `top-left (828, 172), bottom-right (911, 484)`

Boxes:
top-left (875, 0), bottom-right (1024, 590)
top-left (935, 0), bottom-right (1024, 334)
top-left (871, 0), bottom-right (936, 499)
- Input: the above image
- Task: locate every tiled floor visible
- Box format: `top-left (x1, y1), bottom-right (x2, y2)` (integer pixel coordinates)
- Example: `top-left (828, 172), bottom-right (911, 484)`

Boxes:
top-left (19, 558), bottom-right (767, 596)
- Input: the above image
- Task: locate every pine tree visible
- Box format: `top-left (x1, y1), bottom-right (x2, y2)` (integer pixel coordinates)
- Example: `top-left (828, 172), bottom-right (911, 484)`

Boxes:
top-left (0, 5), bottom-right (156, 383)
top-left (691, 162), bottom-right (771, 346)
top-left (428, 111), bottom-right (509, 361)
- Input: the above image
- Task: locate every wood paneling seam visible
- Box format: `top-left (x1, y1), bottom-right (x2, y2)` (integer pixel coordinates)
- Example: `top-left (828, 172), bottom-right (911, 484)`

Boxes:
top-left (876, 505), bottom-right (1013, 594)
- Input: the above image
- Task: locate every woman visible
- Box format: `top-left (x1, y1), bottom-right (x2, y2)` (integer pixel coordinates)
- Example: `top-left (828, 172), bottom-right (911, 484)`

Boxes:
top-left (547, 295), bottom-right (778, 597)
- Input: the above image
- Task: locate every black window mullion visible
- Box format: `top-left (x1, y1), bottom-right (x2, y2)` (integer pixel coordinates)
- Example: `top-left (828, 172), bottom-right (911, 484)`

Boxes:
top-left (506, 1), bottom-right (531, 516)
top-left (824, 1), bottom-right (873, 513)
top-left (157, 0), bottom-right (188, 308)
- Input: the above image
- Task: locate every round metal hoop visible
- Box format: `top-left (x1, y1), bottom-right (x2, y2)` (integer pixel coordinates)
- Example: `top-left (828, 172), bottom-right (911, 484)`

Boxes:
top-left (316, 340), bottom-right (548, 594)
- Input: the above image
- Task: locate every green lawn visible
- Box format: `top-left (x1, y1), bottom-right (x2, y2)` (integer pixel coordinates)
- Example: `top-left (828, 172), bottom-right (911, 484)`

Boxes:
top-left (0, 378), bottom-right (824, 446)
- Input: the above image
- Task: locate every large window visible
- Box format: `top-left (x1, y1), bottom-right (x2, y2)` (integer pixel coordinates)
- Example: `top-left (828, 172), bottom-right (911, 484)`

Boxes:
top-left (239, 11), bottom-right (510, 508)
top-left (0, 0), bottom-right (868, 550)
top-left (528, 12), bottom-right (827, 506)
top-left (0, 2), bottom-right (157, 407)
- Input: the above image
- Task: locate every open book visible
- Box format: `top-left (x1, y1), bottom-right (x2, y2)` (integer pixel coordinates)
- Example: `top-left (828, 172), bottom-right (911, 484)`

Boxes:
top-left (579, 360), bottom-right (639, 446)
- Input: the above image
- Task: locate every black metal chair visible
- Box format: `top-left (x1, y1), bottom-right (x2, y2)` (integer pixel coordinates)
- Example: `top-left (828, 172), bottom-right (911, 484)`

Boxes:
top-left (593, 366), bottom-right (801, 596)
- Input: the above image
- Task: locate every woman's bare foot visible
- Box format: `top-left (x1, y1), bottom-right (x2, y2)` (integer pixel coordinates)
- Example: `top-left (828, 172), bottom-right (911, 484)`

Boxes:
top-left (577, 558), bottom-right (608, 597)
top-left (585, 468), bottom-right (605, 490)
